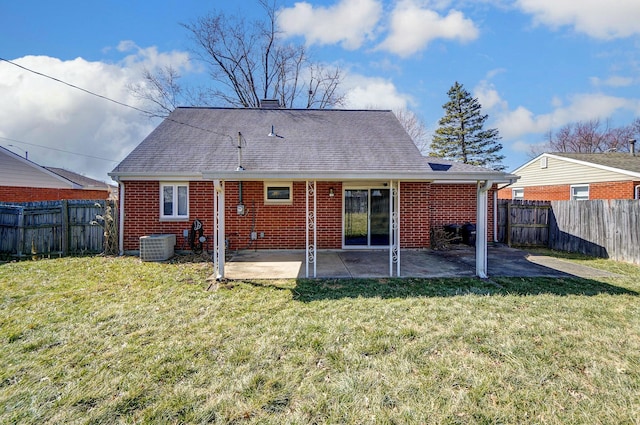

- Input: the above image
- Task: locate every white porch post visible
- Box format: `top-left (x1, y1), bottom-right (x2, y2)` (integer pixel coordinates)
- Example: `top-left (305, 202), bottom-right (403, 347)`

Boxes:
top-left (389, 180), bottom-right (400, 277)
top-left (476, 180), bottom-right (492, 279)
top-left (213, 180), bottom-right (225, 279)
top-left (306, 180), bottom-right (317, 278)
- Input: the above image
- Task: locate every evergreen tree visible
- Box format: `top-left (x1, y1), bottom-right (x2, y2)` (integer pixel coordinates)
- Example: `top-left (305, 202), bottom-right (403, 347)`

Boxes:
top-left (431, 81), bottom-right (505, 171)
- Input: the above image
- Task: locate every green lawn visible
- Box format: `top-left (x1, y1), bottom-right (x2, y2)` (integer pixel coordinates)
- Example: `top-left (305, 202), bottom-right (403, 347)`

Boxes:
top-left (1, 254), bottom-right (639, 424)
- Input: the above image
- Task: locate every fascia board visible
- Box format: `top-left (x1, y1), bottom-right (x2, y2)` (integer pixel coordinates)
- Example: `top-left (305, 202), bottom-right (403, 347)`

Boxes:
top-left (201, 170), bottom-right (519, 183)
top-left (107, 172), bottom-right (203, 181)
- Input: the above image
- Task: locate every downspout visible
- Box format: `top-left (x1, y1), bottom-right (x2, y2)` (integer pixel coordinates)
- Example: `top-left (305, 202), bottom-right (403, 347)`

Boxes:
top-left (116, 178), bottom-right (125, 256)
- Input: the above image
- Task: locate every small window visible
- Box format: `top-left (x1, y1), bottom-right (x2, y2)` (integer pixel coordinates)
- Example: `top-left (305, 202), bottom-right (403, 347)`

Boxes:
top-left (512, 188), bottom-right (524, 200)
top-left (264, 182), bottom-right (293, 205)
top-left (161, 183), bottom-right (189, 219)
top-left (571, 185), bottom-right (589, 201)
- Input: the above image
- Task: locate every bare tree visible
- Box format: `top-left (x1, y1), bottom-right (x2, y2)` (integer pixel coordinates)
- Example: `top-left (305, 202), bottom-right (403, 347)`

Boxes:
top-left (128, 66), bottom-right (185, 118)
top-left (531, 119), bottom-right (638, 157)
top-left (132, 0), bottom-right (345, 115)
top-left (393, 108), bottom-right (430, 154)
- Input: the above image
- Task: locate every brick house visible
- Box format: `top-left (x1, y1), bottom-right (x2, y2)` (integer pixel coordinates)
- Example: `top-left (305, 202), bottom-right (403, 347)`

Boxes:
top-left (0, 145), bottom-right (114, 202)
top-left (498, 151), bottom-right (640, 201)
top-left (110, 105), bottom-right (516, 278)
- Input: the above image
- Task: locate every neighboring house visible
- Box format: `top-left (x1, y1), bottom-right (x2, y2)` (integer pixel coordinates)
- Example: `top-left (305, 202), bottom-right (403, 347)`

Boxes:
top-left (498, 151), bottom-right (640, 201)
top-left (0, 145), bottom-right (114, 202)
top-left (109, 105), bottom-right (517, 278)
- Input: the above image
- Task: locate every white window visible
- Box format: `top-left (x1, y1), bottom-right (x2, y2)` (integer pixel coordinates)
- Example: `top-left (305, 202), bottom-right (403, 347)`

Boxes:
top-left (264, 182), bottom-right (293, 205)
top-left (571, 185), bottom-right (589, 201)
top-left (161, 183), bottom-right (189, 219)
top-left (512, 188), bottom-right (524, 200)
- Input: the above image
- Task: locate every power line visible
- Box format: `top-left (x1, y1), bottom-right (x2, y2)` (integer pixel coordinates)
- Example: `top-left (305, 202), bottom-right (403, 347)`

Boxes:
top-left (0, 136), bottom-right (119, 162)
top-left (0, 57), bottom-right (232, 139)
top-left (0, 57), bottom-right (151, 115)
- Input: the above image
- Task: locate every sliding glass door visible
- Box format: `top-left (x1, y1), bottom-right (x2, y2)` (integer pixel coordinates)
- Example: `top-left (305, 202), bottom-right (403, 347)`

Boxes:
top-left (344, 188), bottom-right (390, 247)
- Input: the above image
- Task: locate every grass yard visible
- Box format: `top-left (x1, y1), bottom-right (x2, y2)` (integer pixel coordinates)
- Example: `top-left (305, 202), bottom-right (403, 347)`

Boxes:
top-left (1, 253), bottom-right (640, 424)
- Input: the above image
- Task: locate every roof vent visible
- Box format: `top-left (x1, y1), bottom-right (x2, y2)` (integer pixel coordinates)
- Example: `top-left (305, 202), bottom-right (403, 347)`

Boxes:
top-left (260, 99), bottom-right (281, 109)
top-left (630, 139), bottom-right (636, 156)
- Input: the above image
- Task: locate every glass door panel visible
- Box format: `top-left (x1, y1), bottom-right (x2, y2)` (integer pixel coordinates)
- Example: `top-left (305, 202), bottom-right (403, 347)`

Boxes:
top-left (370, 189), bottom-right (390, 246)
top-left (344, 189), bottom-right (368, 246)
top-left (344, 188), bottom-right (390, 247)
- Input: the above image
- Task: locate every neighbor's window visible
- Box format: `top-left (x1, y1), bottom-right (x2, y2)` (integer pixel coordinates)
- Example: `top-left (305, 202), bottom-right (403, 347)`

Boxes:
top-left (264, 182), bottom-right (293, 205)
top-left (512, 188), bottom-right (524, 200)
top-left (161, 183), bottom-right (189, 218)
top-left (570, 185), bottom-right (589, 201)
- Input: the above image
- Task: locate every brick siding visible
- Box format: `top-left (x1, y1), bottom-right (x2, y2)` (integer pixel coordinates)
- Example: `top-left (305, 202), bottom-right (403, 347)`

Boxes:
top-left (121, 180), bottom-right (493, 251)
top-left (497, 180), bottom-right (639, 201)
top-left (0, 186), bottom-right (110, 203)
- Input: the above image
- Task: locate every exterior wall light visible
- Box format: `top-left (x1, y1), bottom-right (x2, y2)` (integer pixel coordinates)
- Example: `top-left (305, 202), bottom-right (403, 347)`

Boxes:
top-left (329, 187), bottom-right (335, 197)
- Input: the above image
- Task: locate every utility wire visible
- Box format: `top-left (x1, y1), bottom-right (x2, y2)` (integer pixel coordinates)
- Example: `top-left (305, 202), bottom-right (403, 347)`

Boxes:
top-left (0, 136), bottom-right (119, 162)
top-left (0, 57), bottom-right (232, 140)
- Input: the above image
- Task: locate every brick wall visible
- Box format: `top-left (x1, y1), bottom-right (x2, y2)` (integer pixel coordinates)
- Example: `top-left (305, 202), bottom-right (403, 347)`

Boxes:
top-left (121, 180), bottom-right (490, 251)
top-left (497, 180), bottom-right (639, 201)
top-left (0, 186), bottom-right (110, 202)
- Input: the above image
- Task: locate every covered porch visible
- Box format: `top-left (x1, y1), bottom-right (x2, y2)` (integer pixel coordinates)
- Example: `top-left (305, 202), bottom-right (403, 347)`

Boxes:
top-left (205, 175), bottom-right (503, 280)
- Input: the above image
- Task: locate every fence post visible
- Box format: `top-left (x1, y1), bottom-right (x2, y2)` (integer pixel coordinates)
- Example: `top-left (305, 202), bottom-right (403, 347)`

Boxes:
top-left (16, 207), bottom-right (25, 258)
top-left (61, 200), bottom-right (69, 255)
top-left (506, 202), bottom-right (512, 247)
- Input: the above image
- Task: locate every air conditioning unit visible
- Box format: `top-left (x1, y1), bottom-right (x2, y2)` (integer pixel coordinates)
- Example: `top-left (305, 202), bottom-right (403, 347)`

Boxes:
top-left (140, 234), bottom-right (176, 261)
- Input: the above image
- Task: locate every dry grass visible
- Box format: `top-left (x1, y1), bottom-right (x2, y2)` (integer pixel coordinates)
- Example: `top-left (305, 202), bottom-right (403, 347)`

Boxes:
top-left (1, 254), bottom-right (639, 424)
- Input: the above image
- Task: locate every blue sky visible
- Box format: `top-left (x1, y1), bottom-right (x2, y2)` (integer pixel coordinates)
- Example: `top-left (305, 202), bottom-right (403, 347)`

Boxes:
top-left (1, 0), bottom-right (639, 181)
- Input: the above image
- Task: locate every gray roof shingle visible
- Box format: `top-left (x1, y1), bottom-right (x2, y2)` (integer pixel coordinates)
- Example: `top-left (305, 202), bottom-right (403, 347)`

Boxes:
top-left (111, 107), bottom-right (510, 180)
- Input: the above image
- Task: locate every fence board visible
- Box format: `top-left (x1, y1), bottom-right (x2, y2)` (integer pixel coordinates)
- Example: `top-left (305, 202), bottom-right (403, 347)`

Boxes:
top-left (549, 200), bottom-right (640, 264)
top-left (0, 200), bottom-right (116, 258)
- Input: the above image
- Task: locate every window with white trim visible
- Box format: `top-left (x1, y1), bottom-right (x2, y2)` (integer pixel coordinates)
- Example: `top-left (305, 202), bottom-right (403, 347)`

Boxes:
top-left (512, 188), bottom-right (524, 200)
top-left (161, 183), bottom-right (189, 219)
top-left (264, 182), bottom-right (293, 205)
top-left (570, 185), bottom-right (589, 201)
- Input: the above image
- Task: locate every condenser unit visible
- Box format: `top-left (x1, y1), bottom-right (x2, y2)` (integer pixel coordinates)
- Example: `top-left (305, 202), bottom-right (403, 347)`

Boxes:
top-left (140, 234), bottom-right (176, 261)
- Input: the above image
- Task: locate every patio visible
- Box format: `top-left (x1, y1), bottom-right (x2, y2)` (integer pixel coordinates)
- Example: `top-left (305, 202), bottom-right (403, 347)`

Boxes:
top-left (221, 245), bottom-right (618, 280)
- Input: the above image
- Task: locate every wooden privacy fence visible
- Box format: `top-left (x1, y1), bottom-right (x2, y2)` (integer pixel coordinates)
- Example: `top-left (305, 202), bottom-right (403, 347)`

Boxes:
top-left (0, 200), bottom-right (117, 258)
top-left (498, 199), bottom-right (640, 265)
top-left (497, 200), bottom-right (551, 247)
top-left (549, 200), bottom-right (640, 264)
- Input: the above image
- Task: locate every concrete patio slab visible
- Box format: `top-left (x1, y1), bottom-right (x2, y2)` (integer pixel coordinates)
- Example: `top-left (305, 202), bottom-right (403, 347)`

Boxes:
top-left (222, 245), bottom-right (620, 280)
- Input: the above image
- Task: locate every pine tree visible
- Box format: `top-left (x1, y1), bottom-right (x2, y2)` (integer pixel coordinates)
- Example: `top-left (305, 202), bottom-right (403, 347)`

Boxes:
top-left (431, 82), bottom-right (505, 171)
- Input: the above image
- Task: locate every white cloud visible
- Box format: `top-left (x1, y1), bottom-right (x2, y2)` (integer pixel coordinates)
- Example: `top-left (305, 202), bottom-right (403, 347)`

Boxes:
top-left (495, 93), bottom-right (635, 139)
top-left (376, 0), bottom-right (479, 57)
top-left (0, 46), bottom-right (193, 182)
top-left (590, 75), bottom-right (634, 88)
top-left (278, 0), bottom-right (382, 50)
top-left (474, 80), bottom-right (507, 111)
top-left (342, 74), bottom-right (412, 110)
top-left (516, 0), bottom-right (640, 39)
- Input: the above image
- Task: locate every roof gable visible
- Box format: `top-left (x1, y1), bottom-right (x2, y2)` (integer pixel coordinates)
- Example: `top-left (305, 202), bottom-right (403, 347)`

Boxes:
top-left (111, 107), bottom-right (515, 182)
top-left (0, 146), bottom-right (80, 189)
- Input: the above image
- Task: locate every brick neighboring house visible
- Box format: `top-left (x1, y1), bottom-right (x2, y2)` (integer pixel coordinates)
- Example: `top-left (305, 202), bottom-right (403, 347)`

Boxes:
top-left (498, 152), bottom-right (640, 201)
top-left (109, 105), bottom-right (517, 278)
top-left (0, 145), bottom-right (114, 202)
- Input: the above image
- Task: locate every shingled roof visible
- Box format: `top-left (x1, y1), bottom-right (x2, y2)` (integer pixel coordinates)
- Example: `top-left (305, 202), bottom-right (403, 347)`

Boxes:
top-left (111, 107), bottom-right (512, 181)
top-left (551, 152), bottom-right (640, 175)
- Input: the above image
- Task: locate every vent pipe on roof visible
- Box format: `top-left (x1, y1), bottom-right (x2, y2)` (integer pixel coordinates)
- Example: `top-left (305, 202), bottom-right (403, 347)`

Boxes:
top-left (630, 139), bottom-right (636, 156)
top-left (236, 132), bottom-right (244, 171)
